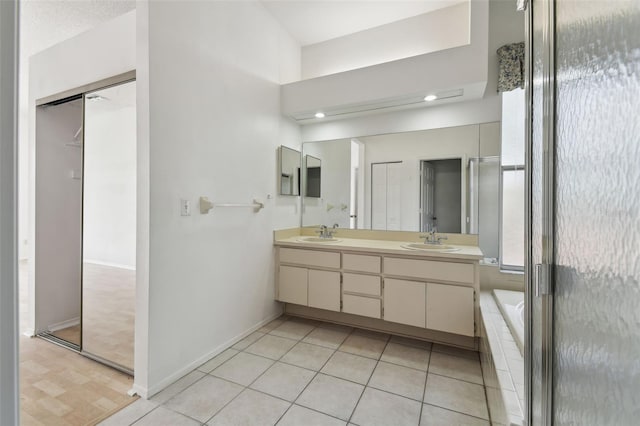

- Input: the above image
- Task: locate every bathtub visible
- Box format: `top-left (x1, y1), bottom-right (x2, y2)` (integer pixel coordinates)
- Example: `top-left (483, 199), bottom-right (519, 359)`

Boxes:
top-left (492, 289), bottom-right (524, 356)
top-left (479, 290), bottom-right (525, 425)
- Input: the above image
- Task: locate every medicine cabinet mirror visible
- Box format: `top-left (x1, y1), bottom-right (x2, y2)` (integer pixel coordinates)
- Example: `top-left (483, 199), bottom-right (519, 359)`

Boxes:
top-left (279, 145), bottom-right (301, 196)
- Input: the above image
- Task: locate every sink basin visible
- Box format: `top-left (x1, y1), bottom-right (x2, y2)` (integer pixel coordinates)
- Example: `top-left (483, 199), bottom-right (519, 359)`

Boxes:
top-left (298, 237), bottom-right (341, 243)
top-left (402, 243), bottom-right (460, 252)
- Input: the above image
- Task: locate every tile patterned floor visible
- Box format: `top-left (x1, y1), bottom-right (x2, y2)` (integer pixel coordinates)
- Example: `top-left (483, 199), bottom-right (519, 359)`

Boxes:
top-left (18, 261), bottom-right (136, 425)
top-left (102, 316), bottom-right (491, 426)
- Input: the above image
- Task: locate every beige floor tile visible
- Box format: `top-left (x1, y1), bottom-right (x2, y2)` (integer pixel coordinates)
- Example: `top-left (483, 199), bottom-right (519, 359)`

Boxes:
top-left (296, 374), bottom-right (364, 421)
top-left (150, 370), bottom-right (206, 404)
top-left (270, 320), bottom-right (316, 340)
top-left (33, 380), bottom-right (66, 397)
top-left (197, 349), bottom-right (239, 373)
top-left (423, 374), bottom-right (488, 420)
top-left (208, 389), bottom-right (290, 426)
top-left (389, 335), bottom-right (433, 350)
top-left (321, 351), bottom-right (377, 385)
top-left (245, 334), bottom-right (298, 360)
top-left (281, 342), bottom-right (335, 371)
top-left (428, 351), bottom-right (483, 385)
top-left (211, 352), bottom-right (274, 386)
top-left (250, 362), bottom-right (316, 402)
top-left (133, 406), bottom-right (200, 426)
top-left (339, 334), bottom-right (388, 360)
top-left (98, 399), bottom-right (159, 426)
top-left (259, 317), bottom-right (287, 333)
top-left (232, 331), bottom-right (266, 350)
top-left (380, 342), bottom-right (430, 371)
top-left (303, 327), bottom-right (350, 349)
top-left (351, 387), bottom-right (422, 426)
top-left (277, 405), bottom-right (346, 426)
top-left (368, 361), bottom-right (426, 401)
top-left (420, 403), bottom-right (489, 425)
top-left (19, 261), bottom-right (137, 426)
top-left (164, 375), bottom-right (243, 422)
top-left (431, 344), bottom-right (479, 361)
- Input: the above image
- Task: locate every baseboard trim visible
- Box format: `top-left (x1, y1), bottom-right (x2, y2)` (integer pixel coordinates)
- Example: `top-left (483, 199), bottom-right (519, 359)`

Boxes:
top-left (143, 310), bottom-right (283, 399)
top-left (48, 317), bottom-right (80, 332)
top-left (84, 259), bottom-right (136, 271)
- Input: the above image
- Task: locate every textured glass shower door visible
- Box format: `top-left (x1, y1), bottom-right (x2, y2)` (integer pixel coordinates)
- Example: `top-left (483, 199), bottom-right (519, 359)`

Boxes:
top-left (552, 1), bottom-right (640, 424)
top-left (529, 0), bottom-right (640, 424)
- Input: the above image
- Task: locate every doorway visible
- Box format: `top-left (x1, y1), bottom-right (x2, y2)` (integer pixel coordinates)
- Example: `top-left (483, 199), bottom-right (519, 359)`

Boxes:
top-left (34, 79), bottom-right (136, 374)
top-left (420, 159), bottom-right (462, 233)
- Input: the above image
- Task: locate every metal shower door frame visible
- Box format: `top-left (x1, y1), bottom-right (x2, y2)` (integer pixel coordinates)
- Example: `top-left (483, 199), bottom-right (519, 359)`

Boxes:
top-left (524, 0), bottom-right (556, 425)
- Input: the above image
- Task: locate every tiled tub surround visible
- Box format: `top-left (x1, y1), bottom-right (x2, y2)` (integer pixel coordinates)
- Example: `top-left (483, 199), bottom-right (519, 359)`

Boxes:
top-left (479, 292), bottom-right (525, 426)
top-left (102, 316), bottom-right (491, 425)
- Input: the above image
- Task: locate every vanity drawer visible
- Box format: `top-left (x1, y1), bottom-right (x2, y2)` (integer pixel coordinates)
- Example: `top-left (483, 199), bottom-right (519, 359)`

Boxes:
top-left (383, 257), bottom-right (474, 284)
top-left (342, 294), bottom-right (381, 319)
top-left (343, 253), bottom-right (381, 273)
top-left (279, 248), bottom-right (340, 269)
top-left (343, 273), bottom-right (381, 296)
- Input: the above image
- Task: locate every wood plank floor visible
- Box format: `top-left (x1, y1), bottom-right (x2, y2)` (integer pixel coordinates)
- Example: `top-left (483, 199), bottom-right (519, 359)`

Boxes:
top-left (19, 261), bottom-right (137, 425)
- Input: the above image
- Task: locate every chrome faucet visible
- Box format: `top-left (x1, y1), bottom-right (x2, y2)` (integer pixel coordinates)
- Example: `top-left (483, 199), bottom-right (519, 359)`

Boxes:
top-left (419, 228), bottom-right (448, 245)
top-left (316, 224), bottom-right (339, 239)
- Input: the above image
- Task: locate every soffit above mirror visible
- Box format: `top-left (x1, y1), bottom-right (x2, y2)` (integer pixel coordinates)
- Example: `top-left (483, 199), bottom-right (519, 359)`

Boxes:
top-left (280, 0), bottom-right (488, 123)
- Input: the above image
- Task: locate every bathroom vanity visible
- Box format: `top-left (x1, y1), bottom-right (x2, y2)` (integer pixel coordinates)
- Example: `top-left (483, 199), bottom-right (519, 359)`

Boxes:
top-left (274, 229), bottom-right (483, 349)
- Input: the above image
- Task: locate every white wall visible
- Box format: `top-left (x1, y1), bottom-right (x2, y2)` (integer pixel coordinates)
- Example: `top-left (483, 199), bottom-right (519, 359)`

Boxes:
top-left (18, 1), bottom-right (136, 261)
top-left (83, 83), bottom-right (137, 269)
top-left (0, 1), bottom-right (19, 422)
top-left (301, 2), bottom-right (470, 80)
top-left (302, 139), bottom-right (352, 228)
top-left (28, 10), bottom-right (135, 334)
top-left (136, 0), bottom-right (301, 397)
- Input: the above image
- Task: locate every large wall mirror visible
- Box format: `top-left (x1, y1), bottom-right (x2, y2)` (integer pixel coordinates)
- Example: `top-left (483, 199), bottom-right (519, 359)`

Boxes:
top-left (279, 145), bottom-right (301, 196)
top-left (301, 122), bottom-right (501, 260)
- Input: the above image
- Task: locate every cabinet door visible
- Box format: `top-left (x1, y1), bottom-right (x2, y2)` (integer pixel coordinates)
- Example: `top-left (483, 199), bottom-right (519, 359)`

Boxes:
top-left (278, 266), bottom-right (307, 305)
top-left (308, 269), bottom-right (341, 311)
top-left (383, 278), bottom-right (426, 328)
top-left (426, 283), bottom-right (474, 336)
top-left (343, 294), bottom-right (381, 318)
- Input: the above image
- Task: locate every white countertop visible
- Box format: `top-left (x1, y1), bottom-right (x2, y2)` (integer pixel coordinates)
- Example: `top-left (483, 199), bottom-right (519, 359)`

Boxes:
top-left (274, 236), bottom-right (483, 261)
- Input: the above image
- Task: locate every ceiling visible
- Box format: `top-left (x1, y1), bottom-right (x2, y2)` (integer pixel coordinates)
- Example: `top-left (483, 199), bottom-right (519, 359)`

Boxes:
top-left (261, 0), bottom-right (466, 46)
top-left (20, 0), bottom-right (136, 63)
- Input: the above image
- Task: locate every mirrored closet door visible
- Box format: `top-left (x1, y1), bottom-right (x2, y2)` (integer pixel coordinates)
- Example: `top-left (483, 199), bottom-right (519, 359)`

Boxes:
top-left (81, 80), bottom-right (137, 373)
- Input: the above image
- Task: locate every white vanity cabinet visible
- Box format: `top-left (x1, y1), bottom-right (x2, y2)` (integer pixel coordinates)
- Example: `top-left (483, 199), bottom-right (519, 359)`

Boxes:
top-left (277, 248), bottom-right (341, 312)
top-left (341, 253), bottom-right (382, 318)
top-left (426, 283), bottom-right (474, 336)
top-left (383, 278), bottom-right (426, 328)
top-left (278, 265), bottom-right (308, 305)
top-left (275, 241), bottom-right (480, 344)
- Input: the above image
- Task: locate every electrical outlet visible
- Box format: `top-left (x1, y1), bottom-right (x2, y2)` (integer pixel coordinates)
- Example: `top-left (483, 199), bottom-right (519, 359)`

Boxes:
top-left (180, 199), bottom-right (191, 216)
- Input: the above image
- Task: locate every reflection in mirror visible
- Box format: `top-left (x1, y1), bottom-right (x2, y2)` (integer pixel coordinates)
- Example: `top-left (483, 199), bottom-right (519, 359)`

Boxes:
top-left (305, 155), bottom-right (321, 198)
top-left (279, 146), bottom-right (301, 196)
top-left (301, 123), bottom-right (502, 260)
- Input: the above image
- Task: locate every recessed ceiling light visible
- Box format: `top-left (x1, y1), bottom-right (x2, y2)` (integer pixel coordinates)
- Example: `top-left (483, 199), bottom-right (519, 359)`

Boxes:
top-left (424, 94), bottom-right (438, 102)
top-left (315, 112), bottom-right (325, 118)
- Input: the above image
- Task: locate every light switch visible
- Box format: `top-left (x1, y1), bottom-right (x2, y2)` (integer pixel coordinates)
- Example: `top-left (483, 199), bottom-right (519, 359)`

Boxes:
top-left (180, 199), bottom-right (191, 216)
